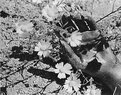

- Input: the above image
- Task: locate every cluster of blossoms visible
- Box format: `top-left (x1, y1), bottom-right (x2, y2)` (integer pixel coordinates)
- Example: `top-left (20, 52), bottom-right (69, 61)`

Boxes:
top-left (53, 62), bottom-right (101, 94)
top-left (54, 62), bottom-right (82, 93)
top-left (32, 0), bottom-right (81, 22)
top-left (13, 0), bottom-right (102, 94)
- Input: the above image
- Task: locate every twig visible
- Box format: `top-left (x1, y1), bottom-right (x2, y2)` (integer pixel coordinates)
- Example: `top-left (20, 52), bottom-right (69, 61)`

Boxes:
top-left (96, 6), bottom-right (121, 23)
top-left (113, 86), bottom-right (117, 95)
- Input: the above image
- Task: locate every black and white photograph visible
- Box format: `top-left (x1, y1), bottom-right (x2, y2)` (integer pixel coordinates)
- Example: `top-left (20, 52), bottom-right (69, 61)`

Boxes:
top-left (0, 0), bottom-right (121, 95)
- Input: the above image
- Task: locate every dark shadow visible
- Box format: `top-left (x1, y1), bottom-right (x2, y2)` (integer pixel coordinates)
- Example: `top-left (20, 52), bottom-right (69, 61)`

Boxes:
top-left (0, 87), bottom-right (7, 95)
top-left (42, 57), bottom-right (57, 68)
top-left (0, 11), bottom-right (10, 18)
top-left (96, 38), bottom-right (109, 52)
top-left (9, 46), bottom-right (39, 61)
top-left (56, 15), bottom-right (96, 33)
top-left (28, 67), bottom-right (65, 85)
top-left (85, 59), bottom-right (102, 73)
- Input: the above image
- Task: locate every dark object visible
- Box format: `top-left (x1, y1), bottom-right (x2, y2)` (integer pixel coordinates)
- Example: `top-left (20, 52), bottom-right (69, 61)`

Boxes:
top-left (0, 11), bottom-right (9, 18)
top-left (0, 87), bottom-right (7, 95)
top-left (86, 59), bottom-right (102, 73)
top-left (57, 15), bottom-right (96, 32)
top-left (9, 46), bottom-right (39, 61)
top-left (28, 67), bottom-right (65, 85)
top-left (58, 15), bottom-right (121, 95)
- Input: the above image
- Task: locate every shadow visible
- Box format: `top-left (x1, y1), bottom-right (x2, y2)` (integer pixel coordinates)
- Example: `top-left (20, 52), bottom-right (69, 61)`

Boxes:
top-left (42, 57), bottom-right (57, 68)
top-left (0, 87), bottom-right (7, 95)
top-left (28, 67), bottom-right (65, 85)
top-left (85, 59), bottom-right (102, 73)
top-left (96, 38), bottom-right (109, 52)
top-left (56, 15), bottom-right (96, 33)
top-left (9, 46), bottom-right (39, 61)
top-left (0, 11), bottom-right (9, 18)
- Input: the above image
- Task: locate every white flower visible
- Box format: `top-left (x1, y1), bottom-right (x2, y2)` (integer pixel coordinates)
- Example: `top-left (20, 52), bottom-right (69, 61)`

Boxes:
top-left (54, 62), bottom-right (72, 79)
top-left (52, 0), bottom-right (65, 12)
top-left (64, 73), bottom-right (81, 93)
top-left (34, 40), bottom-right (52, 57)
top-left (83, 85), bottom-right (101, 95)
top-left (15, 21), bottom-right (33, 34)
top-left (67, 31), bottom-right (82, 47)
top-left (42, 4), bottom-right (59, 21)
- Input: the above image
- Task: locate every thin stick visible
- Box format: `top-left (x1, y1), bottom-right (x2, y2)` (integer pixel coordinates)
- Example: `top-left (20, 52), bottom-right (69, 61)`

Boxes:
top-left (113, 86), bottom-right (117, 95)
top-left (96, 6), bottom-right (121, 23)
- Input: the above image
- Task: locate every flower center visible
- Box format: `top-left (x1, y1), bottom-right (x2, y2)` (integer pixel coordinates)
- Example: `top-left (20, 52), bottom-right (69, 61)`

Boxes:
top-left (40, 44), bottom-right (51, 51)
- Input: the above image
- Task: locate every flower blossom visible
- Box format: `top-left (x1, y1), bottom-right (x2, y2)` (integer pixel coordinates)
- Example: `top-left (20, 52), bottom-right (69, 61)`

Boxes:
top-left (67, 31), bottom-right (82, 47)
top-left (34, 40), bottom-right (52, 57)
top-left (64, 74), bottom-right (81, 93)
top-left (83, 84), bottom-right (101, 95)
top-left (54, 62), bottom-right (72, 79)
top-left (15, 21), bottom-right (33, 34)
top-left (52, 0), bottom-right (65, 12)
top-left (42, 4), bottom-right (59, 21)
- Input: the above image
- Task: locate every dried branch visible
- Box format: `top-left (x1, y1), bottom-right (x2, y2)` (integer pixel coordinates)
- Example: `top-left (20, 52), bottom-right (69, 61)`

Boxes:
top-left (96, 6), bottom-right (121, 23)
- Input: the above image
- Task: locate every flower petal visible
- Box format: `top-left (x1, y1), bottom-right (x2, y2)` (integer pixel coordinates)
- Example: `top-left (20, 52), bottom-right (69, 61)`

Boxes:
top-left (37, 51), bottom-right (43, 56)
top-left (55, 62), bottom-right (64, 69)
top-left (43, 51), bottom-right (49, 57)
top-left (64, 63), bottom-right (72, 70)
top-left (73, 85), bottom-right (79, 92)
top-left (70, 41), bottom-right (77, 47)
top-left (74, 39), bottom-right (81, 45)
top-left (54, 69), bottom-right (59, 73)
top-left (58, 73), bottom-right (66, 79)
top-left (37, 42), bottom-right (42, 48)
top-left (34, 46), bottom-right (40, 51)
top-left (64, 84), bottom-right (69, 89)
top-left (60, 63), bottom-right (72, 75)
top-left (63, 69), bottom-right (72, 75)
top-left (67, 87), bottom-right (73, 93)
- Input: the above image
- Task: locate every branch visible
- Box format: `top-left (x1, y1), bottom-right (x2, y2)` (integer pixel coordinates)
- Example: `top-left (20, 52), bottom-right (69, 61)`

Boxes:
top-left (96, 6), bottom-right (121, 23)
top-left (60, 40), bottom-right (86, 70)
